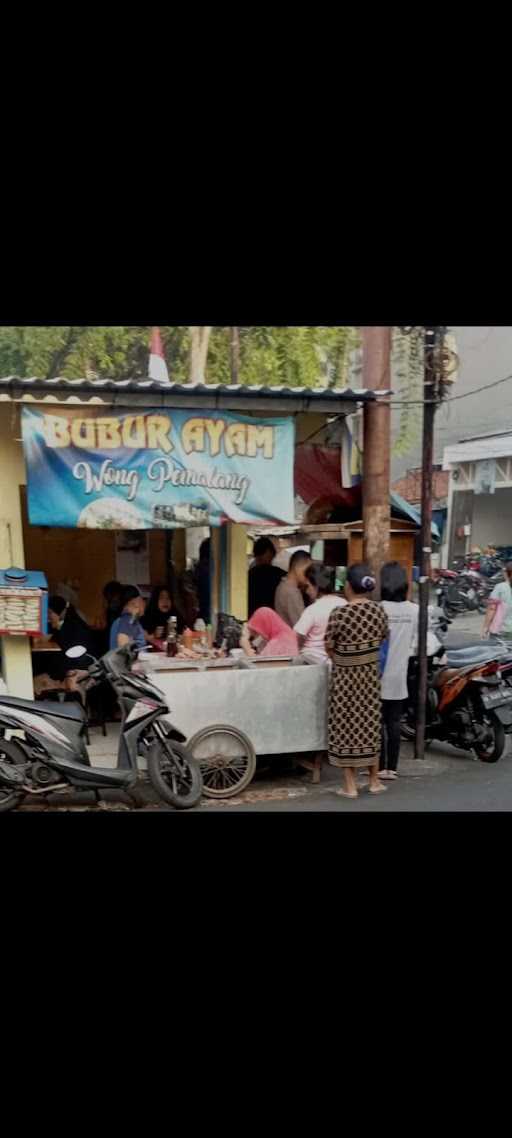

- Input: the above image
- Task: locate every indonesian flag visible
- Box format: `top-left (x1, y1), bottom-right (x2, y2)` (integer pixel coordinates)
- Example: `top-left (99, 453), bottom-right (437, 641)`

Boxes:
top-left (149, 326), bottom-right (170, 384)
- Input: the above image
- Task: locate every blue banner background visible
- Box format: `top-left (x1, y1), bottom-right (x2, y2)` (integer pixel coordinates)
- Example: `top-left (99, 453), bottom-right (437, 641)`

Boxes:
top-left (22, 406), bottom-right (295, 529)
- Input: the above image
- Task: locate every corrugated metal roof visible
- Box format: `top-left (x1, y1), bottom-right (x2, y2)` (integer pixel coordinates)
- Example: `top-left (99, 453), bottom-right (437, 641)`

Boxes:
top-left (0, 376), bottom-right (387, 401)
top-left (460, 429), bottom-right (512, 443)
top-left (391, 490), bottom-right (441, 540)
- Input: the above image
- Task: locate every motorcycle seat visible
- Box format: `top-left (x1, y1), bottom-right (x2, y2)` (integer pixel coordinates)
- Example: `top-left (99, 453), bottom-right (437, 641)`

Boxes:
top-left (434, 668), bottom-right (460, 686)
top-left (0, 694), bottom-right (85, 721)
top-left (446, 647), bottom-right (500, 667)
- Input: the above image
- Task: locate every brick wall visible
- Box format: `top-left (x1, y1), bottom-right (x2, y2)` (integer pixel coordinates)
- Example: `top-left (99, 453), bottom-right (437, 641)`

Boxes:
top-left (392, 466), bottom-right (448, 506)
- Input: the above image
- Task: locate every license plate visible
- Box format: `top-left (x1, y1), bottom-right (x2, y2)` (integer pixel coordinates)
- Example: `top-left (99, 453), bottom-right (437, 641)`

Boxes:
top-left (467, 588), bottom-right (476, 599)
top-left (481, 685), bottom-right (512, 710)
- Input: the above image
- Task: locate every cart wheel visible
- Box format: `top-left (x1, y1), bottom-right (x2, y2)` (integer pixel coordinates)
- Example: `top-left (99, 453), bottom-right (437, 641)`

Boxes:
top-left (187, 725), bottom-right (257, 799)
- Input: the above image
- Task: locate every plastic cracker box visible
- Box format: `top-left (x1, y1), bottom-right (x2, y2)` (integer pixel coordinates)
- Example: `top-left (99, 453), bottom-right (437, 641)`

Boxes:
top-left (0, 567), bottom-right (48, 636)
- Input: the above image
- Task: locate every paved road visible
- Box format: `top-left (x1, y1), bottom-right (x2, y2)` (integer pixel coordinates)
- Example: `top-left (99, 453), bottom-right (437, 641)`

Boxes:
top-left (445, 610), bottom-right (487, 648)
top-left (30, 740), bottom-right (512, 811)
top-left (217, 746), bottom-right (512, 811)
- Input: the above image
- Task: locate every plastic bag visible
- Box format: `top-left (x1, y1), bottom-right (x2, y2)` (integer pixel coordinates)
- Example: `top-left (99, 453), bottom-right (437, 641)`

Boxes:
top-left (489, 598), bottom-right (506, 634)
top-left (379, 638), bottom-right (389, 677)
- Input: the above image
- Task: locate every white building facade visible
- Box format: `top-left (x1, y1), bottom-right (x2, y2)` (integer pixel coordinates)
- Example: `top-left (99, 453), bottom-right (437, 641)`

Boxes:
top-left (443, 431), bottom-right (512, 564)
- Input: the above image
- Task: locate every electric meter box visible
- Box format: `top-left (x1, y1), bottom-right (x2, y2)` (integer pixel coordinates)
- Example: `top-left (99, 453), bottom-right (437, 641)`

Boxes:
top-left (0, 567), bottom-right (48, 636)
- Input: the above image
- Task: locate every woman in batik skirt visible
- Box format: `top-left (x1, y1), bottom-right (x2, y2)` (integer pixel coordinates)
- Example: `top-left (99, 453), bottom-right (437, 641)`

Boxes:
top-left (325, 563), bottom-right (389, 800)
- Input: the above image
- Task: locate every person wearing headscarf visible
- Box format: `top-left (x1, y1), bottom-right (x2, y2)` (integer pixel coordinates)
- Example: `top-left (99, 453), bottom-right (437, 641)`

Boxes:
top-left (48, 596), bottom-right (96, 659)
top-left (325, 563), bottom-right (389, 800)
top-left (241, 607), bottom-right (298, 658)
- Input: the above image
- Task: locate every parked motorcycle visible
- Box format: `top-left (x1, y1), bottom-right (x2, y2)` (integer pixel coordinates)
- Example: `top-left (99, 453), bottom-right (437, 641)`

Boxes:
top-left (402, 621), bottom-right (512, 762)
top-left (0, 641), bottom-right (203, 813)
top-left (452, 554), bottom-right (504, 577)
top-left (435, 569), bottom-right (488, 619)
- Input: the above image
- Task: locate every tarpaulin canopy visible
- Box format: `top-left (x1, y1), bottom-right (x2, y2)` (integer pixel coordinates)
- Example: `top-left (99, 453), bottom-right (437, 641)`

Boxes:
top-left (294, 446), bottom-right (440, 540)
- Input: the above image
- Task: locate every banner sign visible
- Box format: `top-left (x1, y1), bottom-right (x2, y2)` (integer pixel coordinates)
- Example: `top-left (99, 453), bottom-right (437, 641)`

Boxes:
top-left (22, 406), bottom-right (295, 529)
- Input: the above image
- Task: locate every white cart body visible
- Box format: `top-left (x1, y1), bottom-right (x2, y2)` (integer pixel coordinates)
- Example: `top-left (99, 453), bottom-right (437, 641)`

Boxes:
top-left (144, 659), bottom-right (329, 756)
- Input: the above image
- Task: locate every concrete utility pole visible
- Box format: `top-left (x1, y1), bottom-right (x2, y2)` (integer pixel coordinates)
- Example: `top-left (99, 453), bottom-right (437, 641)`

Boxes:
top-left (362, 327), bottom-right (392, 593)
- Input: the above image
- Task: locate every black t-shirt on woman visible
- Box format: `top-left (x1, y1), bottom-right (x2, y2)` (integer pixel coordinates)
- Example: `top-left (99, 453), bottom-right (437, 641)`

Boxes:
top-left (248, 565), bottom-right (285, 618)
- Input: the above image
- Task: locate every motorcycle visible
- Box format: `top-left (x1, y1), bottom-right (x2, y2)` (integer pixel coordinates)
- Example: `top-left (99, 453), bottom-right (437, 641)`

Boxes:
top-left (0, 641), bottom-right (203, 813)
top-left (452, 554), bottom-right (504, 577)
top-left (402, 620), bottom-right (512, 762)
top-left (434, 567), bottom-right (495, 618)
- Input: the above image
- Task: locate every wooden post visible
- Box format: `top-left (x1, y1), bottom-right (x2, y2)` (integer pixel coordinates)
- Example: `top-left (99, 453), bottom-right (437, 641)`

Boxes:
top-left (227, 524), bottom-right (248, 621)
top-left (362, 327), bottom-right (392, 593)
top-left (0, 408), bottom-right (33, 698)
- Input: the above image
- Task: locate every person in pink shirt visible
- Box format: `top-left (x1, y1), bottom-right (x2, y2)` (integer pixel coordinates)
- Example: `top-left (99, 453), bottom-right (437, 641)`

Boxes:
top-left (294, 564), bottom-right (346, 664)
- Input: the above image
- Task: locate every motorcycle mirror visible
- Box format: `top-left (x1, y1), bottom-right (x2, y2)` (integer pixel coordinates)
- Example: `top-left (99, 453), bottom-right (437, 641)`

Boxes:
top-left (65, 645), bottom-right (87, 659)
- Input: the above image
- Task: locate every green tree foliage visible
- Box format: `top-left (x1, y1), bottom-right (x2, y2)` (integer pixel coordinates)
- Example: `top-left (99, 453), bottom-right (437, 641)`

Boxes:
top-left (0, 326), bottom-right (362, 388)
top-left (0, 327), bottom-right (191, 382)
top-left (391, 328), bottom-right (424, 457)
top-left (218, 326), bottom-right (362, 388)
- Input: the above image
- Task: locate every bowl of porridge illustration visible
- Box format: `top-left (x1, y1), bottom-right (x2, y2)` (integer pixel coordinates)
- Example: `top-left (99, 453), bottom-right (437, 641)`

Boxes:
top-left (77, 498), bottom-right (145, 530)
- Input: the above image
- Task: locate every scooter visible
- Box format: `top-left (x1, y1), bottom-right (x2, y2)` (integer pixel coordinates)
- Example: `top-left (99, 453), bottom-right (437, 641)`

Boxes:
top-left (0, 641), bottom-right (203, 813)
top-left (402, 621), bottom-right (512, 762)
top-left (435, 569), bottom-right (488, 619)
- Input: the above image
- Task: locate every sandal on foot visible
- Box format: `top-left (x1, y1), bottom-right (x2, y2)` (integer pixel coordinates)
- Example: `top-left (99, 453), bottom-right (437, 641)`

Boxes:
top-left (368, 782), bottom-right (387, 794)
top-left (335, 788), bottom-right (358, 800)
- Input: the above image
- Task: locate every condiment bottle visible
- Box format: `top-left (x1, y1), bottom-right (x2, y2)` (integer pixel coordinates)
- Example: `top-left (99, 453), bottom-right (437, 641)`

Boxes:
top-left (166, 615), bottom-right (178, 658)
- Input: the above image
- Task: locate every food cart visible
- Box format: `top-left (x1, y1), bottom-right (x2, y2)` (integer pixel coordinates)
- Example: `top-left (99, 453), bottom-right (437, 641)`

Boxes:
top-left (140, 652), bottom-right (329, 798)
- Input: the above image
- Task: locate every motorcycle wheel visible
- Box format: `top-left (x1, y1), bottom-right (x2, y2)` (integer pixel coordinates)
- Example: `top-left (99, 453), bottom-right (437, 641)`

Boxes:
top-left (147, 740), bottom-right (203, 809)
top-left (443, 602), bottom-right (457, 621)
top-left (0, 739), bottom-right (26, 813)
top-left (473, 713), bottom-right (505, 763)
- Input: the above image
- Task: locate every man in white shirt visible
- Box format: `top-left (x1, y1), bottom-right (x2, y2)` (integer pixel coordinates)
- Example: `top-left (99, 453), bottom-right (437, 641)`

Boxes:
top-left (294, 564), bottom-right (345, 664)
top-left (379, 562), bottom-right (419, 780)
